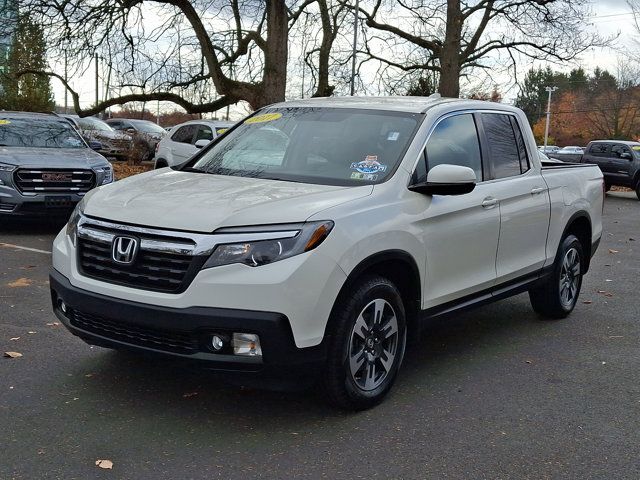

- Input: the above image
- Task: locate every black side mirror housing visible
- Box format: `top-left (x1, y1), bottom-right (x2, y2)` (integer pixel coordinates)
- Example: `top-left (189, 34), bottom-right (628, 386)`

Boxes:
top-left (88, 141), bottom-right (103, 151)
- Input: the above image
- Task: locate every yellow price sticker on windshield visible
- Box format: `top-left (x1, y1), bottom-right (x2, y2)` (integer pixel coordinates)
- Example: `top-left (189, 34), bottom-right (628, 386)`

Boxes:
top-left (632, 146), bottom-right (640, 151)
top-left (216, 128), bottom-right (228, 134)
top-left (245, 113), bottom-right (282, 124)
top-left (0, 119), bottom-right (11, 125)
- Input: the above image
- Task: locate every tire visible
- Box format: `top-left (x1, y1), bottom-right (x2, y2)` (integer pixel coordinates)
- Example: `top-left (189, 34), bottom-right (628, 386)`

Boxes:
top-left (635, 182), bottom-right (640, 201)
top-left (322, 275), bottom-right (407, 410)
top-left (604, 182), bottom-right (611, 192)
top-left (155, 159), bottom-right (168, 169)
top-left (529, 234), bottom-right (584, 319)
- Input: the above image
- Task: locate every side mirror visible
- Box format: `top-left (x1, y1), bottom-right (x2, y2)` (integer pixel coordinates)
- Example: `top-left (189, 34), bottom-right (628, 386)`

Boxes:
top-left (409, 164), bottom-right (477, 196)
top-left (88, 141), bottom-right (103, 151)
top-left (620, 152), bottom-right (633, 160)
top-left (126, 128), bottom-right (136, 134)
top-left (194, 139), bottom-right (210, 149)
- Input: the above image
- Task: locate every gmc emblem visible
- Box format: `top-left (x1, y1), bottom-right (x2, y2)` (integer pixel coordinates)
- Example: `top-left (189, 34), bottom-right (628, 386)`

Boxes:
top-left (42, 173), bottom-right (72, 182)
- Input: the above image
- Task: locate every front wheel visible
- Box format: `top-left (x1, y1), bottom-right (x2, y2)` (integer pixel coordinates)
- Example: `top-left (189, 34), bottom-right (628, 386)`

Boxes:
top-left (322, 276), bottom-right (406, 410)
top-left (635, 182), bottom-right (640, 200)
top-left (529, 234), bottom-right (584, 319)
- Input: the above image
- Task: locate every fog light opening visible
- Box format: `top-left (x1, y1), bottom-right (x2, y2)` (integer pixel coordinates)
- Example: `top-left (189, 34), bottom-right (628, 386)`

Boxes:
top-left (232, 333), bottom-right (262, 357)
top-left (211, 334), bottom-right (225, 351)
top-left (59, 300), bottom-right (68, 314)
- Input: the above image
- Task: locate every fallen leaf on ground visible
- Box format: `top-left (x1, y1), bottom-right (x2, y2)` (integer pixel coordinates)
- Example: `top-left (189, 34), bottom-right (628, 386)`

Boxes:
top-left (605, 279), bottom-right (613, 282)
top-left (525, 360), bottom-right (533, 364)
top-left (95, 459), bottom-right (113, 469)
top-left (608, 249), bottom-right (619, 254)
top-left (582, 300), bottom-right (592, 304)
top-left (46, 322), bottom-right (60, 327)
top-left (9, 337), bottom-right (20, 341)
top-left (597, 290), bottom-right (614, 297)
top-left (27, 331), bottom-right (36, 334)
top-left (7, 278), bottom-right (33, 288)
top-left (4, 352), bottom-right (23, 358)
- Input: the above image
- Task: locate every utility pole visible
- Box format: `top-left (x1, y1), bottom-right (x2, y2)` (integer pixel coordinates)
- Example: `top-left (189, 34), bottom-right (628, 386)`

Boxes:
top-left (94, 53), bottom-right (99, 115)
top-left (543, 86), bottom-right (558, 149)
top-left (350, 0), bottom-right (360, 96)
top-left (64, 51), bottom-right (68, 113)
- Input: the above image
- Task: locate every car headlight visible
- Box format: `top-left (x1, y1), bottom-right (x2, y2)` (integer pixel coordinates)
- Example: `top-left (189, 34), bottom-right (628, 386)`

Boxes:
top-left (66, 198), bottom-right (86, 246)
top-left (0, 162), bottom-right (16, 172)
top-left (95, 166), bottom-right (113, 185)
top-left (203, 221), bottom-right (334, 269)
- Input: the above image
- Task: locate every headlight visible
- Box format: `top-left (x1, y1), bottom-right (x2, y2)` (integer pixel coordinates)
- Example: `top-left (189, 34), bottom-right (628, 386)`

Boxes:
top-left (95, 166), bottom-right (113, 185)
top-left (0, 163), bottom-right (16, 172)
top-left (66, 198), bottom-right (86, 246)
top-left (203, 221), bottom-right (334, 269)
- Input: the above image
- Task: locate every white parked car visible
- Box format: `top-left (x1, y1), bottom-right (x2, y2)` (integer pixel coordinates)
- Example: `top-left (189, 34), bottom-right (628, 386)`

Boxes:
top-left (51, 97), bottom-right (604, 410)
top-left (154, 119), bottom-right (234, 168)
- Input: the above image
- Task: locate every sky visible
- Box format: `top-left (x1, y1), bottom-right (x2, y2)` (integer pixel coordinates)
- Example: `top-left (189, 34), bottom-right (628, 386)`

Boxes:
top-left (49, 0), bottom-right (640, 120)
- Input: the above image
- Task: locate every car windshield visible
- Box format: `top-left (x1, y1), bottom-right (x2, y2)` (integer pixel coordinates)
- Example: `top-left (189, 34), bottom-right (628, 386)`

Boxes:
top-left (188, 107), bottom-right (421, 186)
top-left (0, 117), bottom-right (86, 149)
top-left (77, 117), bottom-right (113, 132)
top-left (130, 120), bottom-right (166, 134)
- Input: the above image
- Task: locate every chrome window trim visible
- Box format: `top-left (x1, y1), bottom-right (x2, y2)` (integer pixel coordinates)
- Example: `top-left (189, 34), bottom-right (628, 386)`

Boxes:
top-left (77, 215), bottom-right (300, 256)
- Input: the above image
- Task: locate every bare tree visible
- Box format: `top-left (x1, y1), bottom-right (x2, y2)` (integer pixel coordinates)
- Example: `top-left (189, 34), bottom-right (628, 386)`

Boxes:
top-left (359, 0), bottom-right (607, 97)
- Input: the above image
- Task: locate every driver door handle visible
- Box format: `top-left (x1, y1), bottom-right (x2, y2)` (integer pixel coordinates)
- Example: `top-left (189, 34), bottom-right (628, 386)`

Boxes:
top-left (481, 197), bottom-right (498, 208)
top-left (531, 187), bottom-right (546, 195)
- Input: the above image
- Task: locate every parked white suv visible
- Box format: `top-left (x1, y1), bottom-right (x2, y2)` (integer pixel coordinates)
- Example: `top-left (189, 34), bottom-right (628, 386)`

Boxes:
top-left (154, 119), bottom-right (234, 168)
top-left (50, 97), bottom-right (604, 410)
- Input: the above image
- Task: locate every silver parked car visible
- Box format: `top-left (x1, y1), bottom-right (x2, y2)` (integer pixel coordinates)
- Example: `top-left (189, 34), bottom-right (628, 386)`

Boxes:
top-left (61, 114), bottom-right (132, 161)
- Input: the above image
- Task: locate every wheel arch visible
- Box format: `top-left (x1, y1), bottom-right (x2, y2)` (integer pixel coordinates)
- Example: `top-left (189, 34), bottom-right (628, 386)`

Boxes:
top-left (328, 250), bottom-right (422, 342)
top-left (561, 211), bottom-right (593, 273)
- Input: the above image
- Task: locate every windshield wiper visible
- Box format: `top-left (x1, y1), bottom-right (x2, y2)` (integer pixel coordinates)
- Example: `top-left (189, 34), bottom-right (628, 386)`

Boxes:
top-left (182, 166), bottom-right (206, 173)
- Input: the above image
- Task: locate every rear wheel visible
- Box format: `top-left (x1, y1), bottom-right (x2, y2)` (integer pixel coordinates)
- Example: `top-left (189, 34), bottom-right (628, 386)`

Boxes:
top-left (529, 234), bottom-right (584, 319)
top-left (635, 181), bottom-right (640, 200)
top-left (322, 276), bottom-right (406, 410)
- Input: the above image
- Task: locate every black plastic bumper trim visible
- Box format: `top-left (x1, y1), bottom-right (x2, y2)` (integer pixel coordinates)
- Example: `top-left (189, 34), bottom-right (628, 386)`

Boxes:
top-left (50, 269), bottom-right (325, 374)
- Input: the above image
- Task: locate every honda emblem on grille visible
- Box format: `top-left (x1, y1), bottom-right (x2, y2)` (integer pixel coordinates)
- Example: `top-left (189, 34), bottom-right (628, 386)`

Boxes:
top-left (112, 236), bottom-right (139, 264)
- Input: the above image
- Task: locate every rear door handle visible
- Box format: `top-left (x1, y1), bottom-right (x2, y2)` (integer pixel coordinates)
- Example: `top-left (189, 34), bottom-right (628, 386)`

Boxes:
top-left (481, 197), bottom-right (498, 208)
top-left (531, 187), bottom-right (546, 195)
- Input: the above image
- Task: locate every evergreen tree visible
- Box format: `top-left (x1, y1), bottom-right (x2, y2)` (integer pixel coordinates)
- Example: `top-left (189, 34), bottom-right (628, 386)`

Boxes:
top-left (0, 13), bottom-right (54, 111)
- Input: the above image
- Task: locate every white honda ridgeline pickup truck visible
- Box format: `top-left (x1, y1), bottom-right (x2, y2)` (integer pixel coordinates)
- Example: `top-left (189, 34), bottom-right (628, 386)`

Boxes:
top-left (51, 96), bottom-right (604, 410)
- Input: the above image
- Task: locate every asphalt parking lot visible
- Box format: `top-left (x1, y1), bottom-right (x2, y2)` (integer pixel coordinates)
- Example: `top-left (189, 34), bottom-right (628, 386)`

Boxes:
top-left (1, 191), bottom-right (639, 480)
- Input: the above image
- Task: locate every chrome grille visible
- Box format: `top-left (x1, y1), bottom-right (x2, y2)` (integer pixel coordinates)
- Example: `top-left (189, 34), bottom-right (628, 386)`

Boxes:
top-left (13, 168), bottom-right (95, 194)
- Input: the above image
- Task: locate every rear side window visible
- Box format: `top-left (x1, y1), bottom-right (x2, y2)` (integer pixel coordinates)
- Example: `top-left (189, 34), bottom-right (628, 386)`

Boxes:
top-left (510, 117), bottom-right (530, 174)
top-left (482, 113), bottom-right (521, 179)
top-left (422, 114), bottom-right (483, 182)
top-left (171, 125), bottom-right (197, 144)
top-left (588, 143), bottom-right (610, 156)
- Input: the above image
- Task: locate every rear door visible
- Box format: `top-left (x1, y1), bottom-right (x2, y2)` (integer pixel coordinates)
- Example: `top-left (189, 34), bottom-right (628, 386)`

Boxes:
top-left (479, 112), bottom-right (551, 284)
top-left (585, 143), bottom-right (612, 174)
top-left (416, 112), bottom-right (501, 306)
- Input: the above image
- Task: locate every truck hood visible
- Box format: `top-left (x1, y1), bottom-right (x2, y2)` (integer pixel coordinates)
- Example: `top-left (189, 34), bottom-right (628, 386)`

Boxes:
top-left (84, 168), bottom-right (373, 232)
top-left (0, 147), bottom-right (109, 169)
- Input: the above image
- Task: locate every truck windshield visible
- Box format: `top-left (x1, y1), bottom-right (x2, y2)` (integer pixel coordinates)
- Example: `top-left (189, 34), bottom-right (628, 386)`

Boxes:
top-left (0, 117), bottom-right (86, 149)
top-left (188, 107), bottom-right (421, 186)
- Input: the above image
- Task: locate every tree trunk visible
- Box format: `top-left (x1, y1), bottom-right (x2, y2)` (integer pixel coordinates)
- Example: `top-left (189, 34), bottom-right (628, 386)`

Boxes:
top-left (251, 0), bottom-right (288, 109)
top-left (437, 0), bottom-right (462, 98)
top-left (312, 0), bottom-right (335, 97)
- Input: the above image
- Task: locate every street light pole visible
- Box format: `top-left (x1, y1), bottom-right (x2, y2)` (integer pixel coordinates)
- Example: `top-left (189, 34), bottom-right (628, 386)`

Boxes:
top-left (350, 0), bottom-right (360, 96)
top-left (543, 86), bottom-right (558, 149)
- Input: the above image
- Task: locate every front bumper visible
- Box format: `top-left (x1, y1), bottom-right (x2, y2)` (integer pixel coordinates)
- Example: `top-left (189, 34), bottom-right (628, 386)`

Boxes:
top-left (50, 269), bottom-right (325, 375)
top-left (0, 186), bottom-right (83, 216)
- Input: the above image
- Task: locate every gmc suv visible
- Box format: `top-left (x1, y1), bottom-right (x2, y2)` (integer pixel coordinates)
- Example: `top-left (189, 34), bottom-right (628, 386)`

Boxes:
top-left (50, 97), bottom-right (604, 409)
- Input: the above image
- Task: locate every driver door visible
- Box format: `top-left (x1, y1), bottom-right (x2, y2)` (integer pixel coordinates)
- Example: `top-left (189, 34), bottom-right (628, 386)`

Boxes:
top-left (414, 113), bottom-right (500, 308)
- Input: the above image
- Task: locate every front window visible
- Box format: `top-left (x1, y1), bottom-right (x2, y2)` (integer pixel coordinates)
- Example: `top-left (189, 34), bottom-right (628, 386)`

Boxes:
top-left (0, 117), bottom-right (86, 149)
top-left (188, 107), bottom-right (421, 186)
